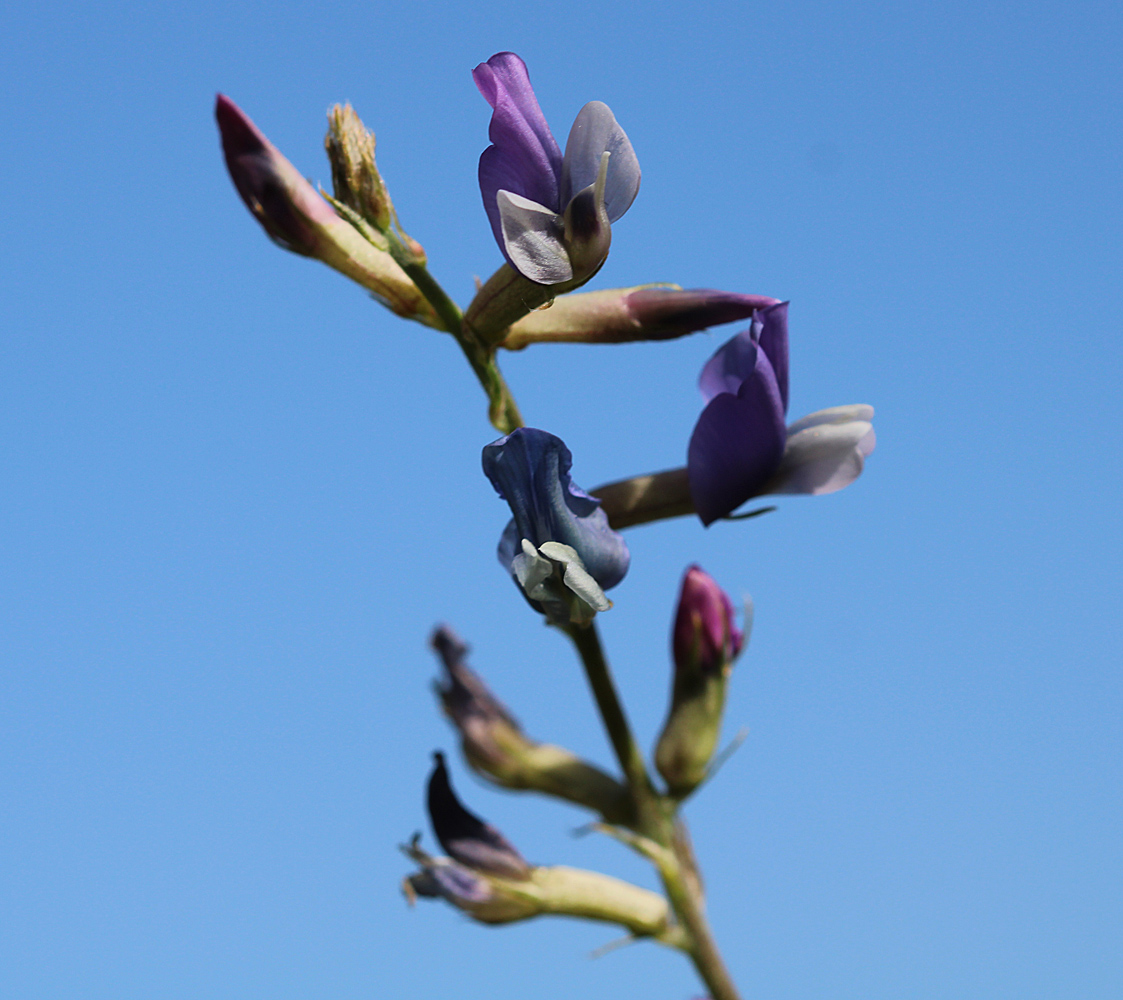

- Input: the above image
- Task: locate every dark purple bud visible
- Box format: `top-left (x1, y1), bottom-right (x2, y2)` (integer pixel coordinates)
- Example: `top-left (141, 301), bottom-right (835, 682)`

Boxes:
top-left (627, 289), bottom-right (782, 340)
top-left (215, 94), bottom-right (341, 257)
top-left (426, 751), bottom-right (531, 881)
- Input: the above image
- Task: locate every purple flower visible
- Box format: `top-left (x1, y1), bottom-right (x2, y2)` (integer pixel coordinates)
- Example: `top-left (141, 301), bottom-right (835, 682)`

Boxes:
top-left (687, 303), bottom-right (875, 525)
top-left (473, 52), bottom-right (640, 285)
top-left (483, 428), bottom-right (630, 591)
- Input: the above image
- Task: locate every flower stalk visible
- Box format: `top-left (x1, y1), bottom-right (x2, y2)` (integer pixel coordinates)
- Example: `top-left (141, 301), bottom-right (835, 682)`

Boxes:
top-left (562, 622), bottom-right (742, 1000)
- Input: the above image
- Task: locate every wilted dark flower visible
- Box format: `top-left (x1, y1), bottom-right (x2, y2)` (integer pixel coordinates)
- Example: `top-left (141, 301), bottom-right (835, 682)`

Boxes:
top-left (427, 751), bottom-right (531, 881)
top-left (431, 626), bottom-right (632, 822)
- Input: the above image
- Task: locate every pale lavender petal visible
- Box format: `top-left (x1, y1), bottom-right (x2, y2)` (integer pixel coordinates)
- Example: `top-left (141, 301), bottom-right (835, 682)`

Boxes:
top-left (698, 327), bottom-right (760, 402)
top-left (474, 53), bottom-right (563, 254)
top-left (688, 353), bottom-right (787, 526)
top-left (766, 405), bottom-right (876, 495)
top-left (496, 190), bottom-right (572, 284)
top-left (560, 101), bottom-right (641, 222)
top-left (756, 301), bottom-right (790, 414)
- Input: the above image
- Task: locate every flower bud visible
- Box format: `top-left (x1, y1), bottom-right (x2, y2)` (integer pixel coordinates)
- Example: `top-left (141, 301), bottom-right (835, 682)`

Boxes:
top-left (324, 103), bottom-right (395, 235)
top-left (432, 626), bottom-right (632, 823)
top-left (214, 94), bottom-right (437, 324)
top-left (403, 838), bottom-right (677, 938)
top-left (655, 567), bottom-right (747, 798)
top-left (501, 287), bottom-right (781, 350)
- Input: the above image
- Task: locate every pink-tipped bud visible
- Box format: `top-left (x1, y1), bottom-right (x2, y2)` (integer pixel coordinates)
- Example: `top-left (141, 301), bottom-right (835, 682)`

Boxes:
top-left (216, 93), bottom-right (342, 257)
top-left (656, 566), bottom-right (746, 798)
top-left (214, 94), bottom-right (437, 324)
top-left (672, 565), bottom-right (744, 677)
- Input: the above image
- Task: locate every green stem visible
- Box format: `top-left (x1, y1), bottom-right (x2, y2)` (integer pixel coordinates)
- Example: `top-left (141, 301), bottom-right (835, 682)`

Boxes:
top-left (565, 622), bottom-right (742, 1000)
top-left (661, 825), bottom-right (743, 1000)
top-left (386, 232), bottom-right (523, 433)
top-left (563, 622), bottom-right (657, 832)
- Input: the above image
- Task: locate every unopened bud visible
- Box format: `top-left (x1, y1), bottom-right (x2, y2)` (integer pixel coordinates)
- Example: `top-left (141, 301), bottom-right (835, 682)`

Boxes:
top-left (325, 103), bottom-right (394, 234)
top-left (500, 286), bottom-right (780, 350)
top-left (655, 566), bottom-right (748, 798)
top-left (431, 626), bottom-right (632, 824)
top-left (215, 94), bottom-right (437, 324)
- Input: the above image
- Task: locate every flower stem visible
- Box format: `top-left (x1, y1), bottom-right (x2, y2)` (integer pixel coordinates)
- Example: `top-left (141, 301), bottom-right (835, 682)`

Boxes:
top-left (385, 231), bottom-right (524, 433)
top-left (564, 621), bottom-right (742, 1000)
top-left (563, 622), bottom-right (655, 826)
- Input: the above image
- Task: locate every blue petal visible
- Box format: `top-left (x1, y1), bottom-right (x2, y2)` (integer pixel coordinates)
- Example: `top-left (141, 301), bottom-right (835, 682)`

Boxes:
top-left (482, 428), bottom-right (630, 590)
top-left (687, 350), bottom-right (787, 526)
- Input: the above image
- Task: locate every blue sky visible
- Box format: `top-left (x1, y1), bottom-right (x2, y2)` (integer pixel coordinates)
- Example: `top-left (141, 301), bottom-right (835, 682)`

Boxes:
top-left (2, 1), bottom-right (1121, 998)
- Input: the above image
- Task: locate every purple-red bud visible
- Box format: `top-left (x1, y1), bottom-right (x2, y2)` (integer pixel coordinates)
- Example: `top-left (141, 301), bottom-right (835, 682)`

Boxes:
top-left (499, 286), bottom-right (781, 350)
top-left (656, 566), bottom-right (745, 798)
top-left (672, 565), bottom-right (743, 677)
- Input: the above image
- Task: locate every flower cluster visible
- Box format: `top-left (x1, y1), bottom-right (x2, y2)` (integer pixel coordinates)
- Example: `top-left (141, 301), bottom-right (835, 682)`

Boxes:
top-left (216, 52), bottom-right (878, 1000)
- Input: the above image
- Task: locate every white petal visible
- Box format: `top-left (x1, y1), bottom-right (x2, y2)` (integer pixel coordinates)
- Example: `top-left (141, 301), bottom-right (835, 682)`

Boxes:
top-left (512, 538), bottom-right (554, 598)
top-left (766, 406), bottom-right (876, 496)
top-left (785, 404), bottom-right (874, 436)
top-left (560, 101), bottom-right (640, 223)
top-left (496, 189), bottom-right (573, 283)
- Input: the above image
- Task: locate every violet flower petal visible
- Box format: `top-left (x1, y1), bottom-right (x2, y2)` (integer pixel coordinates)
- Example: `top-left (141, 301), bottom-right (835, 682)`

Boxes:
top-left (474, 53), bottom-right (563, 256)
top-left (560, 101), bottom-right (641, 222)
top-left (697, 300), bottom-right (790, 408)
top-left (687, 351), bottom-right (788, 526)
top-left (698, 327), bottom-right (761, 403)
top-left (766, 405), bottom-right (876, 495)
top-left (482, 428), bottom-right (630, 590)
top-left (756, 301), bottom-right (790, 414)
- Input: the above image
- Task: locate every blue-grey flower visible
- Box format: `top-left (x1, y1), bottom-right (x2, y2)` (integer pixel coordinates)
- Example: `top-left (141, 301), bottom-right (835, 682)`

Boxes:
top-left (473, 52), bottom-right (640, 285)
top-left (482, 428), bottom-right (630, 592)
top-left (687, 302), bottom-right (876, 525)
